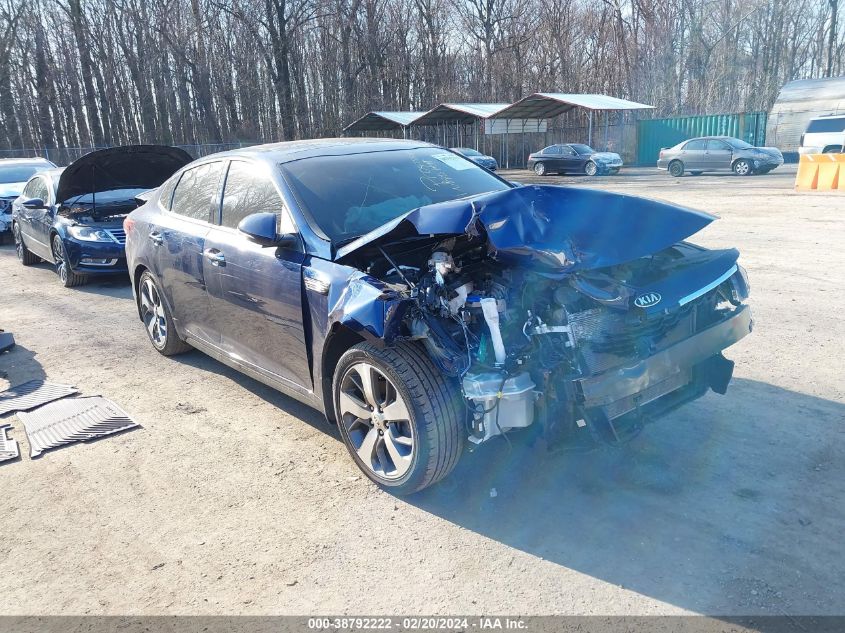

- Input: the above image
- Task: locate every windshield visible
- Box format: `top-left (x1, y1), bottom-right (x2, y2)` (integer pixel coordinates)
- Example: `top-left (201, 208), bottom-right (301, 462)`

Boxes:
top-left (0, 163), bottom-right (46, 185)
top-left (279, 148), bottom-right (510, 242)
top-left (725, 138), bottom-right (753, 149)
top-left (453, 148), bottom-right (482, 157)
top-left (570, 144), bottom-right (594, 154)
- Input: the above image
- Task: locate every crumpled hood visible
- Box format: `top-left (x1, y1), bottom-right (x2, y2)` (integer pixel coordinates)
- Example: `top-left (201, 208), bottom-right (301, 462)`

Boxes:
top-left (336, 185), bottom-right (715, 272)
top-left (0, 182), bottom-right (26, 199)
top-left (56, 145), bottom-right (193, 204)
top-left (589, 152), bottom-right (622, 163)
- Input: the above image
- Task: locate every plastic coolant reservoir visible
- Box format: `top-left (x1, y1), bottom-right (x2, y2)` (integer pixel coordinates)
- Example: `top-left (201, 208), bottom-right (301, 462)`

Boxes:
top-left (462, 371), bottom-right (536, 442)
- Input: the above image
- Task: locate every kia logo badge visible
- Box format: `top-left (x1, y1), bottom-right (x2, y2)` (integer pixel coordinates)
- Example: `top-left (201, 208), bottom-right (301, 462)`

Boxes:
top-left (634, 292), bottom-right (662, 308)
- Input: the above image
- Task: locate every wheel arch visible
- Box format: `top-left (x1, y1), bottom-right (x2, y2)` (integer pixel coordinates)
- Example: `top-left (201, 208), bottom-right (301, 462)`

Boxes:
top-left (320, 323), bottom-right (366, 423)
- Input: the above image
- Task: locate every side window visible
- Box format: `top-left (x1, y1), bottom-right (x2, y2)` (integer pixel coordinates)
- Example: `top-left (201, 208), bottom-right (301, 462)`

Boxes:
top-left (23, 177), bottom-right (48, 200)
top-left (684, 139), bottom-right (707, 151)
top-left (220, 161), bottom-right (284, 230)
top-left (170, 162), bottom-right (223, 222)
top-left (707, 140), bottom-right (730, 150)
top-left (159, 174), bottom-right (180, 211)
top-left (542, 146), bottom-right (561, 155)
top-left (561, 146), bottom-right (577, 156)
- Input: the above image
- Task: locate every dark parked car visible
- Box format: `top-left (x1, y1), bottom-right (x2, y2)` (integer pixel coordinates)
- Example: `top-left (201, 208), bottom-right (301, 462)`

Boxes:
top-left (0, 157), bottom-right (57, 241)
top-left (450, 147), bottom-right (498, 171)
top-left (126, 138), bottom-right (752, 494)
top-left (657, 136), bottom-right (784, 176)
top-left (527, 143), bottom-right (623, 176)
top-left (12, 146), bottom-right (191, 287)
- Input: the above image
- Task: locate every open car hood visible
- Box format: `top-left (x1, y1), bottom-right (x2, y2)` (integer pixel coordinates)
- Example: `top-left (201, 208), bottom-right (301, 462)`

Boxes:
top-left (56, 145), bottom-right (193, 204)
top-left (335, 185), bottom-right (716, 272)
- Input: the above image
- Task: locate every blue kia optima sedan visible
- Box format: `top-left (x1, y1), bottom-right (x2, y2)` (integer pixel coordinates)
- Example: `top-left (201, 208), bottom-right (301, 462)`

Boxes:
top-left (12, 146), bottom-right (191, 287)
top-left (125, 139), bottom-right (752, 494)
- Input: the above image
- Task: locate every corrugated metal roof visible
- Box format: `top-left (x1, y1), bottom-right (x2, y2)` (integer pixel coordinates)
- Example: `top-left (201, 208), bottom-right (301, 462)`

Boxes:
top-left (493, 93), bottom-right (654, 119)
top-left (412, 103), bottom-right (510, 125)
top-left (344, 111), bottom-right (426, 132)
top-left (767, 75), bottom-right (845, 153)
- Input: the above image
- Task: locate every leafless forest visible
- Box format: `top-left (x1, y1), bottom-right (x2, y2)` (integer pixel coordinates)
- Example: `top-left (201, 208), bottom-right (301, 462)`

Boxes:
top-left (0, 0), bottom-right (842, 150)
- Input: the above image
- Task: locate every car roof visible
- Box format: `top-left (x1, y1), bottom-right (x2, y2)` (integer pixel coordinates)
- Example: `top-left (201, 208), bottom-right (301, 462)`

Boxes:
top-left (0, 157), bottom-right (54, 165)
top-left (200, 138), bottom-right (435, 164)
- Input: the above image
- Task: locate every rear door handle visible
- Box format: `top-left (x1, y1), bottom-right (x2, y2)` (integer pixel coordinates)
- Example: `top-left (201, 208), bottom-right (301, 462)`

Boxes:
top-left (204, 249), bottom-right (225, 266)
top-left (148, 231), bottom-right (163, 245)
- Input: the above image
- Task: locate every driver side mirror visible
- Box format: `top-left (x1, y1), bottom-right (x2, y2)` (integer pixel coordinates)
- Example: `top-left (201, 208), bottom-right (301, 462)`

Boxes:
top-left (238, 212), bottom-right (298, 249)
top-left (22, 198), bottom-right (46, 210)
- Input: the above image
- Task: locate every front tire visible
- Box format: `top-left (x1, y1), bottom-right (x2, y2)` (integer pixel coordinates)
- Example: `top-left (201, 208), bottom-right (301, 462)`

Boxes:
top-left (668, 160), bottom-right (684, 177)
top-left (52, 234), bottom-right (87, 288)
top-left (533, 162), bottom-right (547, 176)
top-left (584, 161), bottom-right (598, 176)
top-left (334, 342), bottom-right (463, 495)
top-left (733, 159), bottom-right (752, 176)
top-left (13, 223), bottom-right (39, 266)
top-left (138, 271), bottom-right (191, 355)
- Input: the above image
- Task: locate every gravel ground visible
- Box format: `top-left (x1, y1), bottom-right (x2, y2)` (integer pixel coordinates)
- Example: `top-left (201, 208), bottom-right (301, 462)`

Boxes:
top-left (0, 165), bottom-right (843, 616)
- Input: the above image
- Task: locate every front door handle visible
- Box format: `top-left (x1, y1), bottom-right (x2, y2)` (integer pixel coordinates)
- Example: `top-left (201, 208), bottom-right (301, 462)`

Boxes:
top-left (204, 249), bottom-right (225, 266)
top-left (148, 231), bottom-right (164, 246)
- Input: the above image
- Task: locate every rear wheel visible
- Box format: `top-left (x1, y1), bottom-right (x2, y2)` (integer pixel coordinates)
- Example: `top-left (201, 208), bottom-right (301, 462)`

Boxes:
top-left (733, 159), bottom-right (752, 176)
top-left (334, 342), bottom-right (463, 495)
top-left (13, 223), bottom-right (39, 266)
top-left (52, 234), bottom-right (86, 288)
top-left (584, 161), bottom-right (598, 176)
top-left (668, 160), bottom-right (684, 177)
top-left (533, 162), bottom-right (547, 176)
top-left (138, 271), bottom-right (191, 355)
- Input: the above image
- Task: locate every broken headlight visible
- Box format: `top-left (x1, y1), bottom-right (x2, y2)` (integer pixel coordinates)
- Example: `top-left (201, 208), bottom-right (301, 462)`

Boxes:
top-left (67, 225), bottom-right (114, 242)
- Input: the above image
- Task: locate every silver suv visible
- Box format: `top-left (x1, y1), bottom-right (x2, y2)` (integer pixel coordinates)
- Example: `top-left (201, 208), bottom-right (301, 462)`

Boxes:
top-left (800, 115), bottom-right (845, 154)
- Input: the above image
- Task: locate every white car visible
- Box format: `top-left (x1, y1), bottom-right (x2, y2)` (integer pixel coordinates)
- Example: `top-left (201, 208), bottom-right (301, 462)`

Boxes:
top-left (799, 115), bottom-right (845, 154)
top-left (0, 157), bottom-right (57, 240)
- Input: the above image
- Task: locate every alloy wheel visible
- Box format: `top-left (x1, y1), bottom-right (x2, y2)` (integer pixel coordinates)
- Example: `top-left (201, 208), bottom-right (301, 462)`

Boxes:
top-left (13, 224), bottom-right (24, 262)
top-left (140, 278), bottom-right (168, 349)
top-left (338, 362), bottom-right (415, 480)
top-left (585, 161), bottom-right (598, 176)
top-left (734, 159), bottom-right (750, 176)
top-left (52, 235), bottom-right (69, 284)
top-left (534, 163), bottom-right (546, 176)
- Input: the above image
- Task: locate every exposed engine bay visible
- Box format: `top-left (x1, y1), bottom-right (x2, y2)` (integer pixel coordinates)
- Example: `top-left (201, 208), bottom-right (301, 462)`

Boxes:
top-left (335, 185), bottom-right (753, 448)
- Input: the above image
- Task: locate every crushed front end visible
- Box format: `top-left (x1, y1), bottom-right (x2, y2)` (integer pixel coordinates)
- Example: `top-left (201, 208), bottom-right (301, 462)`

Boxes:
top-left (336, 185), bottom-right (752, 448)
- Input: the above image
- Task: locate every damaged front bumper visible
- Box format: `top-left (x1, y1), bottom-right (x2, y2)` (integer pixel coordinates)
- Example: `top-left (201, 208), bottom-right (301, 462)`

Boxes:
top-left (577, 304), bottom-right (752, 426)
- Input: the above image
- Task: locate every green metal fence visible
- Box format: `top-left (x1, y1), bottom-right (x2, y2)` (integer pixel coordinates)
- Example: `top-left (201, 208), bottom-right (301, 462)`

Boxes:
top-left (636, 112), bottom-right (767, 166)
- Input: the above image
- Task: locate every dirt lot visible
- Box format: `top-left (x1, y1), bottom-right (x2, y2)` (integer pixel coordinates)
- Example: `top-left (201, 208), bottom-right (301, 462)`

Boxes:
top-left (1, 165), bottom-right (843, 616)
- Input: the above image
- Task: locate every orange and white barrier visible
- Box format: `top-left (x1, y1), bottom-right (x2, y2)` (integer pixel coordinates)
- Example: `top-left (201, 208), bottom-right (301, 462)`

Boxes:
top-left (795, 153), bottom-right (845, 191)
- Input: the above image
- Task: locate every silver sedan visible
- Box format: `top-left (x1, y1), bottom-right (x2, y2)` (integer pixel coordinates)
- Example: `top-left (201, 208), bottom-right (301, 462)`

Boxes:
top-left (657, 136), bottom-right (784, 177)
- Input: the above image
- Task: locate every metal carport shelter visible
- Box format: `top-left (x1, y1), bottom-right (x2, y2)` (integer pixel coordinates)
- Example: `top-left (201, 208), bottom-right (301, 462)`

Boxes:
top-left (343, 111), bottom-right (426, 138)
top-left (492, 93), bottom-right (654, 146)
top-left (411, 103), bottom-right (510, 149)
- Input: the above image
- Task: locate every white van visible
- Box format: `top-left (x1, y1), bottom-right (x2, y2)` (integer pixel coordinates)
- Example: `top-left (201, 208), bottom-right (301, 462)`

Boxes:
top-left (800, 115), bottom-right (845, 154)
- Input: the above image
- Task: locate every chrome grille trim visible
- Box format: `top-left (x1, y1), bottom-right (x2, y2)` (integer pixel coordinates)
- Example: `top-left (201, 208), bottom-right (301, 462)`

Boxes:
top-left (106, 228), bottom-right (127, 245)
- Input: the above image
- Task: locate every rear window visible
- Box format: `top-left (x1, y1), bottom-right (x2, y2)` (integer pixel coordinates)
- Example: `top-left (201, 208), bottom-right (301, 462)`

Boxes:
top-left (0, 164), bottom-right (44, 185)
top-left (683, 139), bottom-right (707, 150)
top-left (806, 117), bottom-right (845, 133)
top-left (170, 161), bottom-right (224, 223)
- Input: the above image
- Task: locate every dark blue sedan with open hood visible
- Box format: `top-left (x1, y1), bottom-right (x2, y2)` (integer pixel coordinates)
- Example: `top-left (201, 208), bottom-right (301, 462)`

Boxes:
top-left (12, 145), bottom-right (192, 287)
top-left (125, 138), bottom-right (752, 494)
